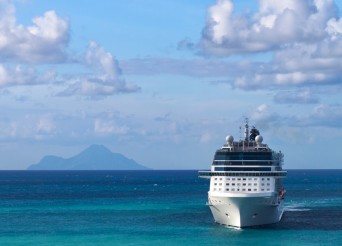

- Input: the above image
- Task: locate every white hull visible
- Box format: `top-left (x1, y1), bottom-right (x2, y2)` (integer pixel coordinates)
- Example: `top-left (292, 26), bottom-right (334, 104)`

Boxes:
top-left (208, 192), bottom-right (284, 228)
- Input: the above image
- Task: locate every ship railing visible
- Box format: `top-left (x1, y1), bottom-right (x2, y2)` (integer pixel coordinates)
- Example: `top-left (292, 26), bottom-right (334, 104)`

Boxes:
top-left (198, 170), bottom-right (287, 178)
top-left (212, 165), bottom-right (275, 169)
top-left (212, 160), bottom-right (282, 166)
top-left (222, 145), bottom-right (270, 152)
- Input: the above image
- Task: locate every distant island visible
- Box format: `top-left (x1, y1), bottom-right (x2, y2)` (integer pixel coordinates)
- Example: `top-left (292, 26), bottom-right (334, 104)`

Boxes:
top-left (27, 144), bottom-right (150, 170)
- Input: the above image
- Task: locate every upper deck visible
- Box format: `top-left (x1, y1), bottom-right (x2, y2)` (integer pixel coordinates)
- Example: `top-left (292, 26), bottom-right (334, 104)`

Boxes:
top-left (199, 120), bottom-right (285, 175)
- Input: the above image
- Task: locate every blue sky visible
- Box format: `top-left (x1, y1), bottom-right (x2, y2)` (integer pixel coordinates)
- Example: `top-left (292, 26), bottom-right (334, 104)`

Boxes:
top-left (1, 0), bottom-right (342, 170)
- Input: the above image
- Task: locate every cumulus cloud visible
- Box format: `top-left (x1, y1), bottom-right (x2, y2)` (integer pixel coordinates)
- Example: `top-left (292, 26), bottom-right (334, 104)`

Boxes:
top-left (0, 1), bottom-right (66, 89)
top-left (0, 2), bottom-right (139, 98)
top-left (59, 42), bottom-right (140, 98)
top-left (85, 41), bottom-right (121, 79)
top-left (250, 104), bottom-right (280, 129)
top-left (0, 1), bottom-right (69, 63)
top-left (249, 103), bottom-right (342, 130)
top-left (118, 0), bottom-right (342, 95)
top-left (200, 0), bottom-right (339, 56)
top-left (0, 64), bottom-right (56, 87)
top-left (182, 0), bottom-right (342, 92)
top-left (230, 41), bottom-right (342, 90)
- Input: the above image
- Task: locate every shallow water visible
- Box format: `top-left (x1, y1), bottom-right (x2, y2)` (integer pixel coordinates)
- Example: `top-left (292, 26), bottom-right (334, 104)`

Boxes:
top-left (0, 170), bottom-right (341, 245)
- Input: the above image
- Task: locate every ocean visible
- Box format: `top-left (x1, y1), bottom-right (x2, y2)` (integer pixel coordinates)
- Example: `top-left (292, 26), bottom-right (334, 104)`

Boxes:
top-left (0, 170), bottom-right (341, 246)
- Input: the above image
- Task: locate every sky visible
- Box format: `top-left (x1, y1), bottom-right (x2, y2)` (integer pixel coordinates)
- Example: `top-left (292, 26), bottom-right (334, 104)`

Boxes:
top-left (1, 0), bottom-right (342, 170)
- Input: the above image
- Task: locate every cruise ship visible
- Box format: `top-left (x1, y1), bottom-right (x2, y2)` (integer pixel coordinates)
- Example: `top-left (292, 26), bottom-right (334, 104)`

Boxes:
top-left (199, 120), bottom-right (287, 228)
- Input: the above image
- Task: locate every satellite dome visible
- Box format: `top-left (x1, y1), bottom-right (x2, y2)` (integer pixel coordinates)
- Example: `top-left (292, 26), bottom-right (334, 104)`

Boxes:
top-left (226, 135), bottom-right (234, 145)
top-left (255, 135), bottom-right (263, 144)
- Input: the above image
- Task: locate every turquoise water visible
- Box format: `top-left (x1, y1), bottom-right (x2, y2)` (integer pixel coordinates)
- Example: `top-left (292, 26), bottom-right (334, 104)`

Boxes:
top-left (0, 170), bottom-right (341, 245)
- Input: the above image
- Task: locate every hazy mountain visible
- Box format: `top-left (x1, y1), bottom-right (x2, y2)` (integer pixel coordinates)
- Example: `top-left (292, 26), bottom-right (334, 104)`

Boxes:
top-left (27, 144), bottom-right (149, 170)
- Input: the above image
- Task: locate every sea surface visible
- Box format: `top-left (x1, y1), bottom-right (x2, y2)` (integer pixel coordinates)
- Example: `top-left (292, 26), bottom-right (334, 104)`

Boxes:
top-left (0, 170), bottom-right (341, 246)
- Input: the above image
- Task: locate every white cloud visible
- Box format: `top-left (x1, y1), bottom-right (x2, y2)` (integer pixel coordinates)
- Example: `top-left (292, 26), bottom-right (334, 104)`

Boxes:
top-left (28, 11), bottom-right (68, 42)
top-left (59, 42), bottom-right (140, 98)
top-left (250, 104), bottom-right (280, 129)
top-left (249, 103), bottom-right (342, 129)
top-left (114, 1), bottom-right (342, 95)
top-left (0, 64), bottom-right (56, 87)
top-left (94, 119), bottom-right (129, 136)
top-left (0, 1), bottom-right (69, 63)
top-left (208, 0), bottom-right (234, 44)
top-left (200, 0), bottom-right (338, 55)
top-left (0, 2), bottom-right (139, 98)
top-left (0, 113), bottom-right (58, 141)
top-left (326, 17), bottom-right (342, 35)
top-left (85, 41), bottom-right (121, 80)
top-left (176, 0), bottom-right (341, 92)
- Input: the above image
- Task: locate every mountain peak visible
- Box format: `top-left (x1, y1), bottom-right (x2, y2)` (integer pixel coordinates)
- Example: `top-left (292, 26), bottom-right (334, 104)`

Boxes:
top-left (81, 144), bottom-right (112, 155)
top-left (27, 145), bottom-right (149, 170)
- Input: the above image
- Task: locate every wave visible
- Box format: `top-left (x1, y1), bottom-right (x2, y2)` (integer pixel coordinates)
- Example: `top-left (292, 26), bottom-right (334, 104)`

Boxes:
top-left (284, 207), bottom-right (311, 212)
top-left (284, 201), bottom-right (311, 212)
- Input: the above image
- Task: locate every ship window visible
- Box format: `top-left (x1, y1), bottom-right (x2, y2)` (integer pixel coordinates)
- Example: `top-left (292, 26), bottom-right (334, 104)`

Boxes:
top-left (261, 189), bottom-right (264, 191)
top-left (226, 188), bottom-right (229, 191)
top-left (254, 183), bottom-right (257, 186)
top-left (226, 183), bottom-right (229, 186)
top-left (242, 189), bottom-right (246, 191)
top-left (219, 188), bottom-right (221, 191)
top-left (232, 178), bottom-right (236, 181)
top-left (219, 178), bottom-right (222, 180)
top-left (267, 183), bottom-right (270, 186)
top-left (219, 183), bottom-right (222, 186)
top-left (213, 188), bottom-right (216, 191)
top-left (261, 183), bottom-right (264, 186)
top-left (248, 189), bottom-right (251, 191)
top-left (243, 183), bottom-right (246, 186)
top-left (262, 178), bottom-right (264, 181)
top-left (267, 188), bottom-right (270, 191)
top-left (214, 183), bottom-right (217, 185)
top-left (243, 178), bottom-right (246, 181)
top-left (214, 178), bottom-right (217, 180)
top-left (226, 178), bottom-right (230, 181)
top-left (232, 183), bottom-right (235, 186)
top-left (248, 178), bottom-right (252, 181)
top-left (267, 178), bottom-right (270, 181)
top-left (254, 189), bottom-right (257, 191)
top-left (254, 178), bottom-right (257, 181)
top-left (237, 178), bottom-right (241, 181)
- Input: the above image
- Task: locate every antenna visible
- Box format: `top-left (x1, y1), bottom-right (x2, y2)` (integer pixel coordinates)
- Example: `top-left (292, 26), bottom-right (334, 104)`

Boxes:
top-left (239, 126), bottom-right (242, 141)
top-left (244, 117), bottom-right (249, 143)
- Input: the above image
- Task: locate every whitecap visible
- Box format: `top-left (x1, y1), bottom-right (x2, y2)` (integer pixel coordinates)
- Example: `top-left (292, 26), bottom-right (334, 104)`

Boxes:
top-left (285, 207), bottom-right (311, 212)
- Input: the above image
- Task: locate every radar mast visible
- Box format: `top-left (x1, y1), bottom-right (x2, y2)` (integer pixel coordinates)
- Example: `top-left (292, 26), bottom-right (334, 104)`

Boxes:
top-left (244, 117), bottom-right (249, 143)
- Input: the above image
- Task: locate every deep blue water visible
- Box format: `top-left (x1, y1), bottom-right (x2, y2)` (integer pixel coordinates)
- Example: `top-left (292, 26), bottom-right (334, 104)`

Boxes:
top-left (0, 170), bottom-right (341, 245)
